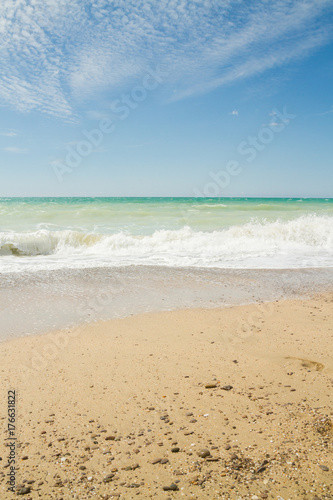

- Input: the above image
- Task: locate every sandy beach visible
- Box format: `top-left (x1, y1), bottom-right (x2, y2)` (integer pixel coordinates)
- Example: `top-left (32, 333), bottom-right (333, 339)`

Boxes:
top-left (1, 0), bottom-right (333, 497)
top-left (0, 293), bottom-right (332, 499)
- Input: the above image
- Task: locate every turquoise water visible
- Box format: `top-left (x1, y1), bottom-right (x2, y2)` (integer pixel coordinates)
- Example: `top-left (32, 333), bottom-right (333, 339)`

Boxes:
top-left (0, 197), bottom-right (333, 271)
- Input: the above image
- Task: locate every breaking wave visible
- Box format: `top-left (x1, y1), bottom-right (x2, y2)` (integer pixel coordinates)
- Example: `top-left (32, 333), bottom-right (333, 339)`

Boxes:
top-left (1, 215), bottom-right (333, 271)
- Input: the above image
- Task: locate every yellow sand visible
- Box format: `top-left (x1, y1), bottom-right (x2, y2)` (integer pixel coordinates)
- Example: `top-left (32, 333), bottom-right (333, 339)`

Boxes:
top-left (0, 294), bottom-right (332, 499)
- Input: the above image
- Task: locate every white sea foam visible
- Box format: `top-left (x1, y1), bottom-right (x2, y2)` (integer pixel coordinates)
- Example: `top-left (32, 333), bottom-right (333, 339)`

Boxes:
top-left (0, 215), bottom-right (332, 272)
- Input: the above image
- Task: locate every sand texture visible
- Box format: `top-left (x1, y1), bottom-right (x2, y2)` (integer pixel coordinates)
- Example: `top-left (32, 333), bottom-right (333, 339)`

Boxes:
top-left (0, 294), bottom-right (332, 499)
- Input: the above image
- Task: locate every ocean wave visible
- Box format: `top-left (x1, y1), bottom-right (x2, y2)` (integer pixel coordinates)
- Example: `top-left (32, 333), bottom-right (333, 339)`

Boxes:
top-left (195, 204), bottom-right (228, 207)
top-left (0, 215), bottom-right (332, 270)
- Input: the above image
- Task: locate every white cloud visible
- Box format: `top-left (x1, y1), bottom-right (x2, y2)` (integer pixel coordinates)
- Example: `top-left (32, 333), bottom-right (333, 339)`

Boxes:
top-left (318, 105), bottom-right (333, 116)
top-left (86, 110), bottom-right (110, 120)
top-left (0, 0), bottom-right (332, 119)
top-left (0, 130), bottom-right (17, 137)
top-left (3, 146), bottom-right (28, 154)
top-left (230, 110), bottom-right (238, 116)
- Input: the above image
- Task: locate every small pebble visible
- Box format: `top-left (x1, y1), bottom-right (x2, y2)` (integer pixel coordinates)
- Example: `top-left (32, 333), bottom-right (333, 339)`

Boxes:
top-left (103, 474), bottom-right (115, 483)
top-left (197, 449), bottom-right (211, 458)
top-left (17, 487), bottom-right (31, 495)
top-left (163, 484), bottom-right (179, 491)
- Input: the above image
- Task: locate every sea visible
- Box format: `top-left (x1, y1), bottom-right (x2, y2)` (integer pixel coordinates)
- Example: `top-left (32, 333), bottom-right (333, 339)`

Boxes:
top-left (1, 197), bottom-right (333, 272)
top-left (1, 197), bottom-right (333, 338)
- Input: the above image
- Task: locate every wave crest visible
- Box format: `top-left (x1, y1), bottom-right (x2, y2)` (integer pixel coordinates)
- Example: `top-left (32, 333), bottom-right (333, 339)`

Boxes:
top-left (0, 215), bottom-right (332, 269)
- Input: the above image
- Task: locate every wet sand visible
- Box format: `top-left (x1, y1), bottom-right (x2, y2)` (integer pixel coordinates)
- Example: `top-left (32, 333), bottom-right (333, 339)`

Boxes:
top-left (1, 266), bottom-right (333, 340)
top-left (0, 293), bottom-right (332, 499)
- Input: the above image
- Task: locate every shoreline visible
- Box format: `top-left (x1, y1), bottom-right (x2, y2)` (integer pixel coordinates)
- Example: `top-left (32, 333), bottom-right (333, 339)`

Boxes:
top-left (1, 266), bottom-right (333, 342)
top-left (0, 293), bottom-right (332, 498)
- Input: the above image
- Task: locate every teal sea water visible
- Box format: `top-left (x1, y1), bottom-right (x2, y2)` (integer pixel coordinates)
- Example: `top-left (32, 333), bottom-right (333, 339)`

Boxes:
top-left (0, 197), bottom-right (333, 272)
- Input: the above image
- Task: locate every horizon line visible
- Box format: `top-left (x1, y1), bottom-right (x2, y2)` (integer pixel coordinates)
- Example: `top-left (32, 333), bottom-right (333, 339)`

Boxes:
top-left (1, 196), bottom-right (332, 200)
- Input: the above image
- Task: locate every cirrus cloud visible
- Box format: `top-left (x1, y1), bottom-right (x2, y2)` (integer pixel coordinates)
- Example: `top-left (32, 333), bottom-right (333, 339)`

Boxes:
top-left (0, 0), bottom-right (332, 120)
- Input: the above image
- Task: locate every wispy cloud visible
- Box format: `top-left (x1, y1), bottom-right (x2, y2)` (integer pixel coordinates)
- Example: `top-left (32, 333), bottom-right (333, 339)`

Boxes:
top-left (3, 146), bottom-right (28, 154)
top-left (230, 110), bottom-right (239, 116)
top-left (0, 0), bottom-right (332, 120)
top-left (0, 130), bottom-right (18, 137)
top-left (317, 105), bottom-right (333, 116)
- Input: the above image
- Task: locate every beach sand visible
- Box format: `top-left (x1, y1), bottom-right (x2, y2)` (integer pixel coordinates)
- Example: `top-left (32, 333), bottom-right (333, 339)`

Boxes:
top-left (0, 294), bottom-right (332, 499)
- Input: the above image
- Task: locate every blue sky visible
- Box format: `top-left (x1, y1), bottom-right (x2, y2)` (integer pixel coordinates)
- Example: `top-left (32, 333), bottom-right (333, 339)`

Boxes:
top-left (0, 0), bottom-right (332, 197)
